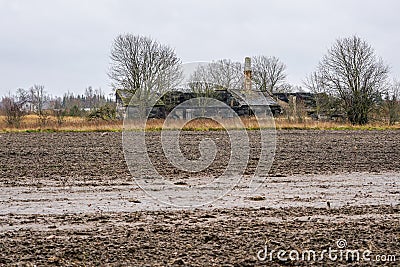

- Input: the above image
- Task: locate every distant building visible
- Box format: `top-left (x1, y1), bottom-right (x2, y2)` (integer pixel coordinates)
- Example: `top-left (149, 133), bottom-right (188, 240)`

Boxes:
top-left (115, 57), bottom-right (281, 119)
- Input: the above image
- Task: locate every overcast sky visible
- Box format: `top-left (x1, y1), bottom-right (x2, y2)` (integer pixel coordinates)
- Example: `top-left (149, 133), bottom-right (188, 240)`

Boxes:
top-left (0, 0), bottom-right (399, 97)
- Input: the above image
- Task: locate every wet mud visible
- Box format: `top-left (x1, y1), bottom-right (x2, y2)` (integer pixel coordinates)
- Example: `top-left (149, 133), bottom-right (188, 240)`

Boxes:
top-left (0, 130), bottom-right (399, 266)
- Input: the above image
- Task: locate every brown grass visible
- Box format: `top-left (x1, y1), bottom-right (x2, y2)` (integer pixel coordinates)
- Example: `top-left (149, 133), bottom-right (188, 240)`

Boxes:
top-left (0, 115), bottom-right (399, 132)
top-left (0, 115), bottom-right (122, 132)
top-left (140, 117), bottom-right (268, 131)
top-left (274, 117), bottom-right (400, 130)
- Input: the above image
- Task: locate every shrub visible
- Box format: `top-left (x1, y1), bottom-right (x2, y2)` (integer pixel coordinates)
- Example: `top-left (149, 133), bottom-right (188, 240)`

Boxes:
top-left (87, 104), bottom-right (116, 121)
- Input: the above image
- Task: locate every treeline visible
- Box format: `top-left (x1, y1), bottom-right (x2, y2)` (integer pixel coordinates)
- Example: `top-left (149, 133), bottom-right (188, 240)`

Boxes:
top-left (110, 34), bottom-right (400, 125)
top-left (2, 33), bottom-right (400, 128)
top-left (0, 85), bottom-right (116, 128)
top-left (61, 87), bottom-right (114, 116)
top-left (274, 89), bottom-right (400, 126)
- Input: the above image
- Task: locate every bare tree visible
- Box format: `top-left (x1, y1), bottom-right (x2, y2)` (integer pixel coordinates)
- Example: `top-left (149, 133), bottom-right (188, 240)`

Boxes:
top-left (1, 90), bottom-right (28, 128)
top-left (196, 59), bottom-right (243, 90)
top-left (52, 97), bottom-right (65, 126)
top-left (187, 59), bottom-right (243, 95)
top-left (187, 64), bottom-right (211, 96)
top-left (304, 71), bottom-right (343, 119)
top-left (252, 56), bottom-right (287, 94)
top-left (311, 35), bottom-right (389, 125)
top-left (30, 85), bottom-right (50, 126)
top-left (85, 86), bottom-right (95, 110)
top-left (109, 34), bottom-right (183, 112)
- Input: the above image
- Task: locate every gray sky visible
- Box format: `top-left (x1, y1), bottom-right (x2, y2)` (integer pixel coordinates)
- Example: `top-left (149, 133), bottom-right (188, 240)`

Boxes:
top-left (1, 0), bottom-right (399, 97)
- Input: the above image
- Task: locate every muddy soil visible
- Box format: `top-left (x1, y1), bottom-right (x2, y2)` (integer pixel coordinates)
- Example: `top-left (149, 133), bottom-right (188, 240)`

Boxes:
top-left (1, 130), bottom-right (399, 186)
top-left (0, 130), bottom-right (399, 266)
top-left (0, 206), bottom-right (399, 266)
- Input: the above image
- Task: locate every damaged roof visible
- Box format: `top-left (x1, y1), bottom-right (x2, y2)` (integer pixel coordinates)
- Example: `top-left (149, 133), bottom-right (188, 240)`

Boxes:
top-left (228, 88), bottom-right (279, 107)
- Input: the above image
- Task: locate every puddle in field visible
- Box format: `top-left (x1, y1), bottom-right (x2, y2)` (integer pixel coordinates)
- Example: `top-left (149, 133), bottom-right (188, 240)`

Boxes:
top-left (0, 172), bottom-right (398, 215)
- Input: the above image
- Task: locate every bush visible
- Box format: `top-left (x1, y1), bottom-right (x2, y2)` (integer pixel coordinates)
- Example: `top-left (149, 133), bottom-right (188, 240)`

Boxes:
top-left (1, 97), bottom-right (26, 128)
top-left (68, 105), bottom-right (84, 117)
top-left (87, 104), bottom-right (116, 121)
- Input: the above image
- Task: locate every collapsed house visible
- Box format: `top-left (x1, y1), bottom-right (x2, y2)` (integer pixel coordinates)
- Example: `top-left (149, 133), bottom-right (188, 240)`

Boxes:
top-left (115, 57), bottom-right (281, 119)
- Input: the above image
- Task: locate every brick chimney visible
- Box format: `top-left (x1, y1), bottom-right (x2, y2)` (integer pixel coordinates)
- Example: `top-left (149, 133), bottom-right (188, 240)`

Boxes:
top-left (244, 57), bottom-right (252, 90)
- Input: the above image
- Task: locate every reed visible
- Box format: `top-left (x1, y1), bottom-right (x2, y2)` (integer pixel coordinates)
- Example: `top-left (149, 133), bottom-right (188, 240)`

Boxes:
top-left (0, 115), bottom-right (398, 132)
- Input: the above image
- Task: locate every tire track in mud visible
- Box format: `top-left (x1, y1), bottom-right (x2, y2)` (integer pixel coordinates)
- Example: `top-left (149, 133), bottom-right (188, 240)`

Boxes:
top-left (0, 131), bottom-right (399, 266)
